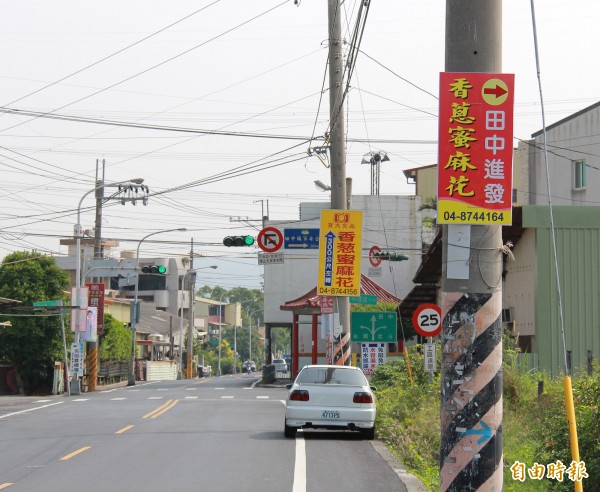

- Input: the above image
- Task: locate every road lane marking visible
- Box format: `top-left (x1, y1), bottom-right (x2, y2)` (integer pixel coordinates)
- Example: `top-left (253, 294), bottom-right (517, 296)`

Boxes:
top-left (185, 396), bottom-right (198, 399)
top-left (0, 401), bottom-right (63, 420)
top-left (115, 425), bottom-right (134, 434)
top-left (150, 399), bottom-right (179, 418)
top-left (143, 400), bottom-right (174, 418)
top-left (220, 396), bottom-right (234, 399)
top-left (148, 397), bottom-right (163, 400)
top-left (60, 446), bottom-right (91, 461)
top-left (143, 399), bottom-right (179, 419)
top-left (185, 388), bottom-right (197, 391)
top-left (215, 387), bottom-right (225, 390)
top-left (293, 431), bottom-right (306, 492)
top-left (110, 398), bottom-right (126, 401)
top-left (256, 396), bottom-right (269, 399)
top-left (73, 398), bottom-right (89, 402)
top-left (0, 483), bottom-right (13, 489)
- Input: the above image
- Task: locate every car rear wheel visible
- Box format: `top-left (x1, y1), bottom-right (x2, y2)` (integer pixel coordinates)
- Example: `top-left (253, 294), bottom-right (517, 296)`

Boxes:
top-left (284, 423), bottom-right (297, 438)
top-left (361, 426), bottom-right (375, 440)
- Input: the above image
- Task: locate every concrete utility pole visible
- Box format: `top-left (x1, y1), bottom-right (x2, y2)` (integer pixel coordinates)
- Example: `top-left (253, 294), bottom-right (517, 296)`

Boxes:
top-left (440, 1), bottom-right (504, 491)
top-left (327, 0), bottom-right (351, 365)
top-left (187, 239), bottom-right (195, 379)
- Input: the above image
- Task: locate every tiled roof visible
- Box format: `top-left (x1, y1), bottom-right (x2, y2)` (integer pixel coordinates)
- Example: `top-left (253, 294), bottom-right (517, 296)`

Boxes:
top-left (280, 274), bottom-right (401, 313)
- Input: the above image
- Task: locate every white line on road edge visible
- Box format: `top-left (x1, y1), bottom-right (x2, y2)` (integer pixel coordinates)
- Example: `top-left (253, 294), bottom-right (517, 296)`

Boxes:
top-left (293, 430), bottom-right (306, 492)
top-left (0, 401), bottom-right (63, 419)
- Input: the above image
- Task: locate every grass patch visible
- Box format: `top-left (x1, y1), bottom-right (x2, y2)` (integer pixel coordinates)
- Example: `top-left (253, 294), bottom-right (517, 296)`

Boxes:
top-left (372, 341), bottom-right (597, 491)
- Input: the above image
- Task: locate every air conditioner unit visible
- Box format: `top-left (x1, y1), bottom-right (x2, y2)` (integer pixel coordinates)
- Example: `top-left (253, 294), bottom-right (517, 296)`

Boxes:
top-left (502, 307), bottom-right (514, 323)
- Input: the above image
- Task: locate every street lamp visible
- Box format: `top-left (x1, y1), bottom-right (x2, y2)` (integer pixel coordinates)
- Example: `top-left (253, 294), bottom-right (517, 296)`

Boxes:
top-left (231, 299), bottom-right (255, 374)
top-left (72, 178), bottom-right (144, 394)
top-left (178, 265), bottom-right (217, 379)
top-left (217, 292), bottom-right (228, 377)
top-left (127, 227), bottom-right (187, 386)
top-left (248, 309), bottom-right (263, 365)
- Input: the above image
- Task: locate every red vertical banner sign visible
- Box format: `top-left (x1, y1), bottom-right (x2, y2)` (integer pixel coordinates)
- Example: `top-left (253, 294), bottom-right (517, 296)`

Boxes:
top-left (86, 283), bottom-right (105, 336)
top-left (437, 72), bottom-right (515, 225)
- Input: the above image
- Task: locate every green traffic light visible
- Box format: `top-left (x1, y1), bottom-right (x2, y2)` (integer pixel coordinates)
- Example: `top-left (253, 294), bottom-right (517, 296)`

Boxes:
top-left (157, 265), bottom-right (167, 274)
top-left (244, 236), bottom-right (254, 246)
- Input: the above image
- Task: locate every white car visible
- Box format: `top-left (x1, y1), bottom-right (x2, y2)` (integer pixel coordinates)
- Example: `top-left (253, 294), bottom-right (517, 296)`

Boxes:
top-left (284, 365), bottom-right (376, 439)
top-left (272, 358), bottom-right (288, 372)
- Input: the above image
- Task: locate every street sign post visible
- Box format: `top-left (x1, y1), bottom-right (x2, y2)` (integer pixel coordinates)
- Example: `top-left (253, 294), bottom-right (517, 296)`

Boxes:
top-left (351, 312), bottom-right (397, 343)
top-left (349, 294), bottom-right (377, 305)
top-left (412, 303), bottom-right (442, 337)
top-left (284, 228), bottom-right (320, 249)
top-left (257, 227), bottom-right (283, 253)
top-left (318, 210), bottom-right (363, 296)
top-left (424, 342), bottom-right (436, 372)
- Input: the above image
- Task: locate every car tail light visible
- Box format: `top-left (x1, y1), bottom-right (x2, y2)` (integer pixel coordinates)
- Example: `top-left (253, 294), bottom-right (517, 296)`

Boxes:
top-left (290, 390), bottom-right (309, 402)
top-left (353, 392), bottom-right (373, 404)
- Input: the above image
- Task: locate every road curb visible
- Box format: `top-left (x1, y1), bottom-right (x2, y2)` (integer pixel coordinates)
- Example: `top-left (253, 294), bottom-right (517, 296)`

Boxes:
top-left (371, 440), bottom-right (430, 492)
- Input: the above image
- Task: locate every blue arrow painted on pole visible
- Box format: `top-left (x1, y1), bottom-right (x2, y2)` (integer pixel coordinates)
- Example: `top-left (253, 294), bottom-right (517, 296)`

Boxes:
top-left (324, 231), bottom-right (336, 286)
top-left (458, 421), bottom-right (492, 445)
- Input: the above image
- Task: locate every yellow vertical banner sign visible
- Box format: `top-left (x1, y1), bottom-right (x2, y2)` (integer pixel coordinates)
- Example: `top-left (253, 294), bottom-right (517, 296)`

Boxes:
top-left (318, 210), bottom-right (363, 296)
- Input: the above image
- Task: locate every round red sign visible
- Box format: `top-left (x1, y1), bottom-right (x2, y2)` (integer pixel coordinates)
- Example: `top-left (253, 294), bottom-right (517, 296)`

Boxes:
top-left (412, 303), bottom-right (442, 337)
top-left (369, 245), bottom-right (382, 267)
top-left (257, 227), bottom-right (283, 253)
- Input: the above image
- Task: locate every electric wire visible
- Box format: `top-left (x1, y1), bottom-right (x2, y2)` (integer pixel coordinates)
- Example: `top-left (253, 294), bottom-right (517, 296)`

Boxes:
top-left (530, 0), bottom-right (569, 375)
top-left (0, 0), bottom-right (289, 134)
top-left (0, 0), bottom-right (223, 111)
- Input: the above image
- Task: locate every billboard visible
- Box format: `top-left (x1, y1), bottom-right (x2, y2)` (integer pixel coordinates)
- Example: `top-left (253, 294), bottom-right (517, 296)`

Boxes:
top-left (438, 72), bottom-right (515, 225)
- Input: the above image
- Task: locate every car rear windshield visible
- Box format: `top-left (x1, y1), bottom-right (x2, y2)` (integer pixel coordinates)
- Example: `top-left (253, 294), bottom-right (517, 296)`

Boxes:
top-left (295, 367), bottom-right (367, 386)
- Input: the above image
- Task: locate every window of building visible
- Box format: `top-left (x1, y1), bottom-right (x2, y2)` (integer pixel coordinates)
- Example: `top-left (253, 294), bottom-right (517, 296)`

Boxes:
top-left (573, 159), bottom-right (587, 190)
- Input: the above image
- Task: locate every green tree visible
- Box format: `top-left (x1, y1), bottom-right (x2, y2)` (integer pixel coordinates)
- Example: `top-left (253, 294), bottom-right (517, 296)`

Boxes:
top-left (0, 251), bottom-right (70, 395)
top-left (99, 313), bottom-right (131, 361)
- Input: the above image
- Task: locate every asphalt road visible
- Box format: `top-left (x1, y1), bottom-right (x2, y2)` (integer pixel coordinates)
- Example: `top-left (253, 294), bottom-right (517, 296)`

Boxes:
top-left (0, 376), bottom-right (427, 492)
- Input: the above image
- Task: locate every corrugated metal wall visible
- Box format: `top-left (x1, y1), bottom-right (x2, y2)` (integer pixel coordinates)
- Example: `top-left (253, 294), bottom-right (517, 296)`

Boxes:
top-left (525, 206), bottom-right (600, 377)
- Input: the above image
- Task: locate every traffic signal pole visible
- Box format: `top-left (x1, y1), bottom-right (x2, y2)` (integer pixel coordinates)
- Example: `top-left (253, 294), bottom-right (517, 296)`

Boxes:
top-left (440, 2), bottom-right (503, 491)
top-left (327, 0), bottom-right (351, 366)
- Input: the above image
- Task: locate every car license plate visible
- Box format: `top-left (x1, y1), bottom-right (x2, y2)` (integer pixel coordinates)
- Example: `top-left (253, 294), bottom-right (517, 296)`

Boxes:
top-left (322, 410), bottom-right (340, 419)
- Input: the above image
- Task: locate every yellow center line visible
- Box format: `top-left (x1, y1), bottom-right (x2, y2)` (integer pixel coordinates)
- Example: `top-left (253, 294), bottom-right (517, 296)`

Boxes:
top-left (142, 399), bottom-right (174, 419)
top-left (115, 424), bottom-right (135, 434)
top-left (149, 399), bottom-right (179, 418)
top-left (60, 446), bottom-right (92, 461)
top-left (0, 483), bottom-right (14, 489)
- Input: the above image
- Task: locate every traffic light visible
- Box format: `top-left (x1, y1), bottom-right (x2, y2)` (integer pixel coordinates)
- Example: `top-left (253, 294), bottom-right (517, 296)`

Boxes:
top-left (223, 235), bottom-right (255, 247)
top-left (373, 251), bottom-right (408, 262)
top-left (141, 264), bottom-right (167, 274)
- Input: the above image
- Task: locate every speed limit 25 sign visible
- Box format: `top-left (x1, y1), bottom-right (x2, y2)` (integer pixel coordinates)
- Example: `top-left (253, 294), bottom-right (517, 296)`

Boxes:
top-left (412, 303), bottom-right (442, 337)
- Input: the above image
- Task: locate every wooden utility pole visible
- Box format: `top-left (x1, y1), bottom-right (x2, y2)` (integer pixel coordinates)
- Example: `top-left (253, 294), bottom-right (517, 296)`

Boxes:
top-left (327, 0), bottom-right (351, 365)
top-left (440, 1), bottom-right (504, 490)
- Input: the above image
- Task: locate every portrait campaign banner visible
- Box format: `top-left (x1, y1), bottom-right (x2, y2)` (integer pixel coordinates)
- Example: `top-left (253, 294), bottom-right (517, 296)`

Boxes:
top-left (437, 72), bottom-right (515, 225)
top-left (318, 210), bottom-right (363, 297)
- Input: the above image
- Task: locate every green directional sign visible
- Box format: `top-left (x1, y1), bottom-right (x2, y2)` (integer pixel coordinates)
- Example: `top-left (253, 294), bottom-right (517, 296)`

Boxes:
top-left (33, 300), bottom-right (64, 309)
top-left (351, 312), bottom-right (397, 343)
top-left (349, 294), bottom-right (377, 305)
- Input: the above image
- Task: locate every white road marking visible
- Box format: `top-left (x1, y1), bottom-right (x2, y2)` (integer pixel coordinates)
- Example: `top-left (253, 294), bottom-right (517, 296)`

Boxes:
top-left (73, 399), bottom-right (89, 402)
top-left (185, 396), bottom-right (199, 399)
top-left (110, 398), bottom-right (126, 401)
top-left (148, 397), bottom-right (163, 400)
top-left (215, 387), bottom-right (225, 390)
top-left (293, 430), bottom-right (306, 492)
top-left (0, 401), bottom-right (63, 420)
top-left (256, 396), bottom-right (269, 399)
top-left (35, 399), bottom-right (52, 403)
top-left (220, 396), bottom-right (234, 399)
top-left (185, 388), bottom-right (197, 391)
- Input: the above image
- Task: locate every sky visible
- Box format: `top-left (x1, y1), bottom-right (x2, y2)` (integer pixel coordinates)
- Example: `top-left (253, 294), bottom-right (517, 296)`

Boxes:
top-left (1, 0), bottom-right (599, 291)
